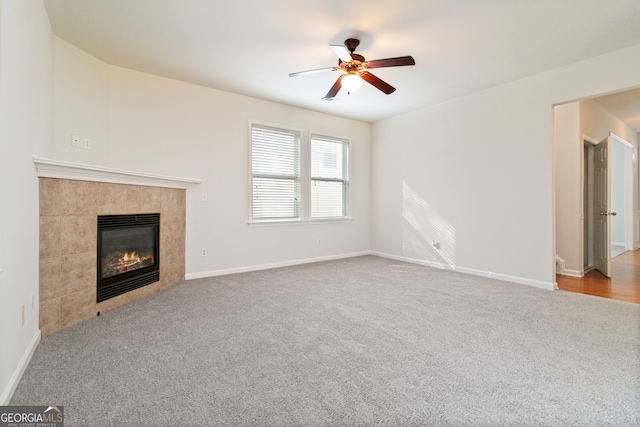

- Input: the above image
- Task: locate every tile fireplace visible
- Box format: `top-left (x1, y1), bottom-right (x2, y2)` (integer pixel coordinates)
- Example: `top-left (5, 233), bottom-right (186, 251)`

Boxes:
top-left (35, 158), bottom-right (200, 337)
top-left (38, 176), bottom-right (189, 337)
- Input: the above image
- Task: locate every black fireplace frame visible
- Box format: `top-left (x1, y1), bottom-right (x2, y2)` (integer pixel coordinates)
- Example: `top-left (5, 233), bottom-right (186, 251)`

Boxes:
top-left (97, 213), bottom-right (160, 303)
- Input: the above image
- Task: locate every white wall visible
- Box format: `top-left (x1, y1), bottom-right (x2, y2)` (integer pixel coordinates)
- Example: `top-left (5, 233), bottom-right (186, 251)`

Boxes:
top-left (52, 37), bottom-right (372, 277)
top-left (52, 38), bottom-right (109, 164)
top-left (371, 43), bottom-right (640, 289)
top-left (553, 102), bottom-right (581, 275)
top-left (580, 98), bottom-right (638, 144)
top-left (0, 0), bottom-right (53, 404)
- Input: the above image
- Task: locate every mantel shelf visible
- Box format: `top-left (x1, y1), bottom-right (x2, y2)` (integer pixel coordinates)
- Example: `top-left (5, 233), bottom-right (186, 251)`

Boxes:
top-left (33, 157), bottom-right (201, 189)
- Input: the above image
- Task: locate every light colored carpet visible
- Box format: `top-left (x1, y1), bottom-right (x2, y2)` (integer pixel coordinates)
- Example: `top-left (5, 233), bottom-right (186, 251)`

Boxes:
top-left (11, 256), bottom-right (640, 426)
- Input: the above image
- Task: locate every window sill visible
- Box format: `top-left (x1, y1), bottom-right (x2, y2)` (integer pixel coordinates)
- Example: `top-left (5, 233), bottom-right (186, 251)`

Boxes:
top-left (248, 218), bottom-right (353, 227)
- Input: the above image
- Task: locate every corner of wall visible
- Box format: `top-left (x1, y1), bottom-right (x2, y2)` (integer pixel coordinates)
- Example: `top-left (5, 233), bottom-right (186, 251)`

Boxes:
top-left (0, 330), bottom-right (40, 405)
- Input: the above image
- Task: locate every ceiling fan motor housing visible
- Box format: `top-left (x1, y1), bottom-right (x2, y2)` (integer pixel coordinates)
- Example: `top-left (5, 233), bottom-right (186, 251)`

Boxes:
top-left (344, 38), bottom-right (360, 53)
top-left (340, 53), bottom-right (365, 67)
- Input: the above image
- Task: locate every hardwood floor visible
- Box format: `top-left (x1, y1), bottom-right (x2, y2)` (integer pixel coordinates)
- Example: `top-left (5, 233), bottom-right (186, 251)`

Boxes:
top-left (556, 249), bottom-right (640, 304)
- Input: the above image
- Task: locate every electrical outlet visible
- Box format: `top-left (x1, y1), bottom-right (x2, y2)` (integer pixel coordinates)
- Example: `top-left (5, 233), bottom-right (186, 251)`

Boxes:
top-left (201, 248), bottom-right (207, 257)
top-left (84, 137), bottom-right (92, 149)
top-left (317, 239), bottom-right (321, 246)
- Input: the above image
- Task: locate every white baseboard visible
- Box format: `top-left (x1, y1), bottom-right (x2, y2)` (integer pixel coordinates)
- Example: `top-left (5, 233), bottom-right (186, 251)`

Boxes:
top-left (559, 269), bottom-right (583, 278)
top-left (372, 251), bottom-right (556, 291)
top-left (555, 255), bottom-right (565, 275)
top-left (185, 251), bottom-right (373, 280)
top-left (186, 250), bottom-right (556, 291)
top-left (1, 329), bottom-right (40, 405)
top-left (555, 255), bottom-right (583, 277)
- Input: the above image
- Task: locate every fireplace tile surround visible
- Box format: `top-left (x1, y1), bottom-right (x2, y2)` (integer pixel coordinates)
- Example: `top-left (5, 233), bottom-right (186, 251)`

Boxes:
top-left (38, 178), bottom-right (187, 337)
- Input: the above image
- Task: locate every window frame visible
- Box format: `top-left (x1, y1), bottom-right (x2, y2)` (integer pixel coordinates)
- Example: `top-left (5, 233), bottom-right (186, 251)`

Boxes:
top-left (309, 133), bottom-right (351, 220)
top-left (249, 122), bottom-right (302, 223)
top-left (248, 121), bottom-right (352, 225)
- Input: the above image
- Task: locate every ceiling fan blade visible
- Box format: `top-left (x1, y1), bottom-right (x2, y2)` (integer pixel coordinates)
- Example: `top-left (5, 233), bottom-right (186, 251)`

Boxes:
top-left (360, 71), bottom-right (396, 95)
top-left (289, 67), bottom-right (337, 78)
top-left (365, 56), bottom-right (415, 69)
top-left (323, 75), bottom-right (344, 100)
top-left (329, 44), bottom-right (353, 63)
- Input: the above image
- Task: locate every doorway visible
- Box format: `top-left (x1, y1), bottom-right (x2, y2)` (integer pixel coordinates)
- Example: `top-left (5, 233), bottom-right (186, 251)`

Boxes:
top-left (582, 133), bottom-right (634, 277)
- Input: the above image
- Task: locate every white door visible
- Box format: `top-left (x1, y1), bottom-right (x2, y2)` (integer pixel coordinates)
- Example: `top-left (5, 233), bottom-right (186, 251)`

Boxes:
top-left (593, 136), bottom-right (612, 277)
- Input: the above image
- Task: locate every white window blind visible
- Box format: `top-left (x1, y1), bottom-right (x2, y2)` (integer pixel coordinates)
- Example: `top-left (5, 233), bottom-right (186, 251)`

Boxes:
top-left (310, 135), bottom-right (349, 219)
top-left (251, 124), bottom-right (301, 220)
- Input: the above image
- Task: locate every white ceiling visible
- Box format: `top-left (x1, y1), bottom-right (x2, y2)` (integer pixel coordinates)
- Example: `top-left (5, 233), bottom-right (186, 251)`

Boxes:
top-left (43, 0), bottom-right (640, 124)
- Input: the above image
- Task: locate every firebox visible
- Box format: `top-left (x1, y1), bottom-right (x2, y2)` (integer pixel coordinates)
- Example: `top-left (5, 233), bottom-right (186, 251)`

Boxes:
top-left (97, 213), bottom-right (160, 302)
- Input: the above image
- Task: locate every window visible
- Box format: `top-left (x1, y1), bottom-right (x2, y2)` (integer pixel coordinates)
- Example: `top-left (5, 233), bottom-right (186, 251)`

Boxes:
top-left (250, 123), bottom-right (350, 222)
top-left (311, 134), bottom-right (349, 219)
top-left (251, 124), bottom-right (301, 220)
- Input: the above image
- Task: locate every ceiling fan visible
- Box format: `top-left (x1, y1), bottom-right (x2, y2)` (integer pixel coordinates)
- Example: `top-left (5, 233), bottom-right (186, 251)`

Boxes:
top-left (289, 38), bottom-right (415, 100)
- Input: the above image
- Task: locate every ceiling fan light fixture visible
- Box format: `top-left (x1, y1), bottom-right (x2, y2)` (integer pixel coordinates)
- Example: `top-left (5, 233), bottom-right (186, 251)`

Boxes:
top-left (341, 73), bottom-right (362, 93)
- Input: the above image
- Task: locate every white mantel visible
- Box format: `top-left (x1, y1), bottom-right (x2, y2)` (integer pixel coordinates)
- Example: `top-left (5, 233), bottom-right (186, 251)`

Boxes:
top-left (33, 157), bottom-right (201, 189)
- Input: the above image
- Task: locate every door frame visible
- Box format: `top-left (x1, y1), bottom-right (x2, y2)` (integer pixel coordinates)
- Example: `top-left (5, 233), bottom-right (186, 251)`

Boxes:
top-left (582, 135), bottom-right (598, 273)
top-left (609, 133), bottom-right (635, 251)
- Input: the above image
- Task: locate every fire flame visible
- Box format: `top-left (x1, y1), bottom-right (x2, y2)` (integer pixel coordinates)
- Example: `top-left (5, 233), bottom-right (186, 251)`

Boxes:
top-left (118, 251), bottom-right (153, 266)
top-left (102, 250), bottom-right (155, 279)
top-left (122, 251), bottom-right (139, 262)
